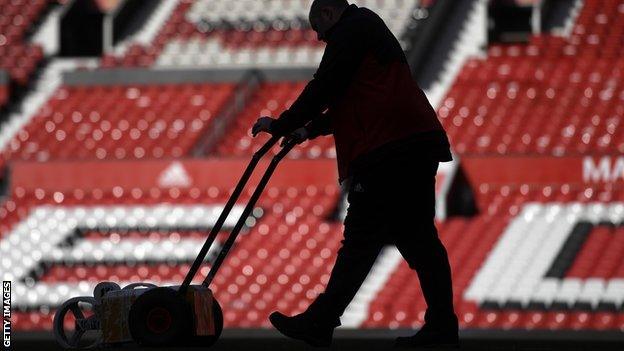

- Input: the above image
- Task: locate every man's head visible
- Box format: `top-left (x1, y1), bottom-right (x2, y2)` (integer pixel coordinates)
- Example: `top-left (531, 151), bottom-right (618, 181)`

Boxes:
top-left (309, 0), bottom-right (348, 42)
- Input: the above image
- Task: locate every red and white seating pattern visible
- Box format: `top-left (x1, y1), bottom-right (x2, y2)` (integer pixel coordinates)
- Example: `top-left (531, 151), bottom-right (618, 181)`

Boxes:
top-left (104, 0), bottom-right (421, 69)
top-left (567, 225), bottom-right (624, 281)
top-left (5, 183), bottom-right (624, 331)
top-left (466, 203), bottom-right (624, 308)
top-left (3, 0), bottom-right (624, 335)
top-left (1, 182), bottom-right (341, 330)
top-left (365, 185), bottom-right (624, 330)
top-left (439, 0), bottom-right (624, 156)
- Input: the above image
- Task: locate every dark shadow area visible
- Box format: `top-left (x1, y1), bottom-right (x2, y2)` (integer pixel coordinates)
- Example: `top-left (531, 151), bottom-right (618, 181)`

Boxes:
top-left (13, 329), bottom-right (624, 351)
top-left (60, 0), bottom-right (104, 56)
top-left (112, 0), bottom-right (162, 46)
top-left (446, 167), bottom-right (478, 218)
top-left (541, 0), bottom-right (580, 33)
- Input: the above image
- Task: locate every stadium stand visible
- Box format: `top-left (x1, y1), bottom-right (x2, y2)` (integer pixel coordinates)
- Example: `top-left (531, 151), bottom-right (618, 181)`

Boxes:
top-left (367, 186), bottom-right (624, 330)
top-left (0, 0), bottom-right (50, 85)
top-left (0, 60), bottom-right (98, 170)
top-left (2, 159), bottom-right (341, 331)
top-left (215, 81), bottom-right (336, 159)
top-left (362, 0), bottom-right (624, 332)
top-left (438, 0), bottom-right (624, 155)
top-left (0, 0), bottom-right (623, 344)
top-left (0, 82), bottom-right (235, 163)
top-left (102, 0), bottom-right (422, 69)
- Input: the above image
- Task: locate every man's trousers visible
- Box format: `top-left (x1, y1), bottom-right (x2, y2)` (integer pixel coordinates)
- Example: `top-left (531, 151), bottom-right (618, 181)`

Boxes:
top-left (305, 155), bottom-right (458, 329)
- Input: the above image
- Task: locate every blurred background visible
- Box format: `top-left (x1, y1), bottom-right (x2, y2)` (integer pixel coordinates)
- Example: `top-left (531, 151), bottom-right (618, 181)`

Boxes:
top-left (0, 0), bottom-right (623, 349)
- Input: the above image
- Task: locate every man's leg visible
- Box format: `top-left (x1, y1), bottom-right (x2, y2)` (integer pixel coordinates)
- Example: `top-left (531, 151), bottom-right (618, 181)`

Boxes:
top-left (270, 174), bottom-right (387, 346)
top-left (392, 159), bottom-right (458, 347)
top-left (396, 159), bottom-right (456, 327)
top-left (305, 214), bottom-right (386, 321)
top-left (394, 221), bottom-right (457, 327)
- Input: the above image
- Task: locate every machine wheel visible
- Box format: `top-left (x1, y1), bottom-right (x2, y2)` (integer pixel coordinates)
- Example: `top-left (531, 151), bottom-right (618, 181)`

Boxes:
top-left (53, 296), bottom-right (101, 349)
top-left (128, 287), bottom-right (192, 346)
top-left (188, 296), bottom-right (224, 347)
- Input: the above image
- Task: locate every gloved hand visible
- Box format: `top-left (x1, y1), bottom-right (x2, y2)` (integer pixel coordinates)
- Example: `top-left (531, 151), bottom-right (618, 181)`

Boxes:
top-left (252, 116), bottom-right (276, 137)
top-left (281, 127), bottom-right (309, 146)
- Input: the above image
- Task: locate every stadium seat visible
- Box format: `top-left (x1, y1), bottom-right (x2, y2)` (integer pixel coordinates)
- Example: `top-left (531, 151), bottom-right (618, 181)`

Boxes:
top-left (3, 0), bottom-right (624, 335)
top-left (104, 0), bottom-right (420, 69)
top-left (0, 83), bottom-right (235, 164)
top-left (0, 0), bottom-right (48, 85)
top-left (4, 182), bottom-right (341, 330)
top-left (214, 81), bottom-right (335, 158)
top-left (365, 186), bottom-right (624, 330)
top-left (439, 0), bottom-right (624, 156)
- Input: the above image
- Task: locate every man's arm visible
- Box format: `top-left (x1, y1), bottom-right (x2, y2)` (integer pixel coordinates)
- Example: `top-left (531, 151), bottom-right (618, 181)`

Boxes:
top-left (270, 17), bottom-right (369, 136)
top-left (277, 112), bottom-right (332, 147)
top-left (305, 114), bottom-right (333, 139)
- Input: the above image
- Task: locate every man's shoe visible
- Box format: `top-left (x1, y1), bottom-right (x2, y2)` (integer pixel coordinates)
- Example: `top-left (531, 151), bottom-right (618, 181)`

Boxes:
top-left (269, 311), bottom-right (340, 347)
top-left (394, 323), bottom-right (459, 349)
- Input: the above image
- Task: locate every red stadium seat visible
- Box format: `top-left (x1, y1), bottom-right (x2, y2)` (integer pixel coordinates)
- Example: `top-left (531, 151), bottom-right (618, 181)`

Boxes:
top-left (214, 82), bottom-right (335, 159)
top-left (439, 0), bottom-right (624, 157)
top-left (0, 83), bottom-right (236, 163)
top-left (0, 0), bottom-right (48, 85)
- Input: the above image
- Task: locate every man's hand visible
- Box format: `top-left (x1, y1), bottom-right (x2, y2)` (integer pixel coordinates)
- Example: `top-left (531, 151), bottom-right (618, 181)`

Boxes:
top-left (252, 116), bottom-right (275, 137)
top-left (281, 127), bottom-right (309, 146)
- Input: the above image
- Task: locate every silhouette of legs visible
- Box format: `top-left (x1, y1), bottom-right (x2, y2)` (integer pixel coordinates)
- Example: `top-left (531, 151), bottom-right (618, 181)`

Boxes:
top-left (305, 156), bottom-right (457, 329)
top-left (305, 207), bottom-right (386, 321)
top-left (390, 159), bottom-right (457, 328)
top-left (394, 216), bottom-right (457, 327)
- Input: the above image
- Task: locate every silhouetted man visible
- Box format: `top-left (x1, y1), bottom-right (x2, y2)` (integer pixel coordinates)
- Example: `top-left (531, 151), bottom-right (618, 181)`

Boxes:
top-left (252, 0), bottom-right (458, 348)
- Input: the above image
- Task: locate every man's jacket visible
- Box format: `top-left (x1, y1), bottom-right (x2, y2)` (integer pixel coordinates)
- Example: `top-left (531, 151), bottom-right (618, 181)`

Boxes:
top-left (270, 4), bottom-right (452, 182)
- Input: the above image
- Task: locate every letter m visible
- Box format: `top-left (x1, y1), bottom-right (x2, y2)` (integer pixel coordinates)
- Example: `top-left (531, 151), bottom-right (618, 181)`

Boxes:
top-left (583, 156), bottom-right (612, 183)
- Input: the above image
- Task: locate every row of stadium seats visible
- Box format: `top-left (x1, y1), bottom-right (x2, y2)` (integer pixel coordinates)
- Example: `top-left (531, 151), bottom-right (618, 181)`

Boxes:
top-left (101, 0), bottom-right (197, 68)
top-left (0, 83), bottom-right (235, 163)
top-left (567, 225), bottom-right (624, 279)
top-left (103, 0), bottom-right (421, 69)
top-left (466, 203), bottom-right (624, 307)
top-left (3, 0), bottom-right (624, 335)
top-left (572, 0), bottom-right (624, 58)
top-left (186, 0), bottom-right (416, 24)
top-left (214, 81), bottom-right (335, 158)
top-left (0, 183), bottom-right (337, 239)
top-left (0, 0), bottom-right (49, 85)
top-left (7, 184), bottom-right (623, 331)
top-left (156, 35), bottom-right (325, 68)
top-left (3, 181), bottom-right (341, 330)
top-left (0, 79), bottom-right (337, 169)
top-left (439, 0), bottom-right (624, 156)
top-left (366, 186), bottom-right (624, 331)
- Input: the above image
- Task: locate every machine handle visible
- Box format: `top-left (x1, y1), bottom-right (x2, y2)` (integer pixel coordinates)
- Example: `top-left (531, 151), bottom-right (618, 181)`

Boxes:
top-left (201, 139), bottom-right (296, 287)
top-left (178, 136), bottom-right (280, 295)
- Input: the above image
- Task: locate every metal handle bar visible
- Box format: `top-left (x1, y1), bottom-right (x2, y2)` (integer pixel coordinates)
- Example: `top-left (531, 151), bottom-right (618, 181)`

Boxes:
top-left (178, 136), bottom-right (280, 295)
top-left (201, 139), bottom-right (298, 287)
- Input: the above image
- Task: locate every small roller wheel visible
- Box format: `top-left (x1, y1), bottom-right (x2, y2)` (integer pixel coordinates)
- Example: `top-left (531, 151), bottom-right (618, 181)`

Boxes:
top-left (53, 297), bottom-right (101, 349)
top-left (188, 296), bottom-right (224, 347)
top-left (128, 287), bottom-right (192, 346)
